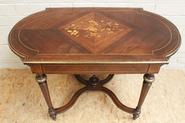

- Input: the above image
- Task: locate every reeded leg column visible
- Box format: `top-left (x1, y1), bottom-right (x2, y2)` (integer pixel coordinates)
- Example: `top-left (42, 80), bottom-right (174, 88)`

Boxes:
top-left (133, 73), bottom-right (155, 120)
top-left (35, 74), bottom-right (57, 120)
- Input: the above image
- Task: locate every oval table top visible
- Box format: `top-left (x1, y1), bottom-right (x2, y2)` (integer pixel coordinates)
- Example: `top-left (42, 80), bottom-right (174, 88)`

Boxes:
top-left (9, 8), bottom-right (181, 64)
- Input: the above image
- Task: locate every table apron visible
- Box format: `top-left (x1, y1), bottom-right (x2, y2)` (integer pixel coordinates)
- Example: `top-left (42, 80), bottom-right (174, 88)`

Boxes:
top-left (28, 63), bottom-right (162, 74)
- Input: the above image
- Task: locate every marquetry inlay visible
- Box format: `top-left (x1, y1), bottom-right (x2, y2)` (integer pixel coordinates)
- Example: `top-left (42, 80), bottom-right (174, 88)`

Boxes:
top-left (9, 8), bottom-right (181, 63)
top-left (60, 12), bottom-right (132, 53)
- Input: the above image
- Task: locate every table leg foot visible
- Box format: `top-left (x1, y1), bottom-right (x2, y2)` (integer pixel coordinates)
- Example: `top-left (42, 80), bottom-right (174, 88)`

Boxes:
top-left (49, 108), bottom-right (57, 120)
top-left (133, 107), bottom-right (141, 120)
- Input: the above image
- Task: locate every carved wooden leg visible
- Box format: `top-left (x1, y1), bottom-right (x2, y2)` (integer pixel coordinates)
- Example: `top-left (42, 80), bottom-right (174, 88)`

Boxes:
top-left (35, 74), bottom-right (57, 120)
top-left (133, 73), bottom-right (155, 120)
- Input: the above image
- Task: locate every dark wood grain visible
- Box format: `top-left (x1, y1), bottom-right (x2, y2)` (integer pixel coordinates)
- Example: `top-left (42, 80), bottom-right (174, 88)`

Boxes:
top-left (8, 8), bottom-right (181, 74)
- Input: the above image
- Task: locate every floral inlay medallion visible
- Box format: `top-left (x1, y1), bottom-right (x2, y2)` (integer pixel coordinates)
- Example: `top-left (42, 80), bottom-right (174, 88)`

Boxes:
top-left (60, 12), bottom-right (132, 53)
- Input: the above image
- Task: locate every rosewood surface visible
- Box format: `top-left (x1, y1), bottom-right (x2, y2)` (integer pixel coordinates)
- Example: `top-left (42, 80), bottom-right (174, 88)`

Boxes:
top-left (8, 8), bottom-right (181, 120)
top-left (9, 8), bottom-right (181, 74)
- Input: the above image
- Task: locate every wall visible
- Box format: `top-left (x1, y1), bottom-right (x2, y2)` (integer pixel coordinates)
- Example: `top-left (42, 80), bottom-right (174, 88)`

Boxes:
top-left (0, 0), bottom-right (184, 69)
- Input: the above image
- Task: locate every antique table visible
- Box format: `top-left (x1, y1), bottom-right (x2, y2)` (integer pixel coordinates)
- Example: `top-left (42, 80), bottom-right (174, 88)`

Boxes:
top-left (8, 8), bottom-right (181, 120)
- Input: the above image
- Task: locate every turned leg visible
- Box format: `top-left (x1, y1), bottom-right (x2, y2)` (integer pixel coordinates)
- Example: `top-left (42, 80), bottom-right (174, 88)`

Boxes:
top-left (35, 74), bottom-right (57, 120)
top-left (133, 73), bottom-right (155, 120)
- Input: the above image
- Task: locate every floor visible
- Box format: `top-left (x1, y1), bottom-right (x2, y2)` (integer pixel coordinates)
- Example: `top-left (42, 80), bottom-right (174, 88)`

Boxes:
top-left (0, 68), bottom-right (185, 123)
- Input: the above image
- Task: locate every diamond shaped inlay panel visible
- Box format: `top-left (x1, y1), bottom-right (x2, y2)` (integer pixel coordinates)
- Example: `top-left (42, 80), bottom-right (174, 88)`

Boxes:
top-left (59, 12), bottom-right (132, 53)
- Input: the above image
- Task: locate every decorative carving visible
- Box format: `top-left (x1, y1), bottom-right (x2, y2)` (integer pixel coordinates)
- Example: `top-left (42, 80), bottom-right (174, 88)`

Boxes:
top-left (74, 74), bottom-right (114, 88)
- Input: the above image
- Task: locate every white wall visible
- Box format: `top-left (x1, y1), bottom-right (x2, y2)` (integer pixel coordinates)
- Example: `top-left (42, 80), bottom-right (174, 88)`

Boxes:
top-left (0, 0), bottom-right (185, 69)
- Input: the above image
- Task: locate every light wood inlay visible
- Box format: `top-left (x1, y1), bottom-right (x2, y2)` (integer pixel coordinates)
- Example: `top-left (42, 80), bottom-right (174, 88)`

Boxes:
top-left (60, 12), bottom-right (132, 53)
